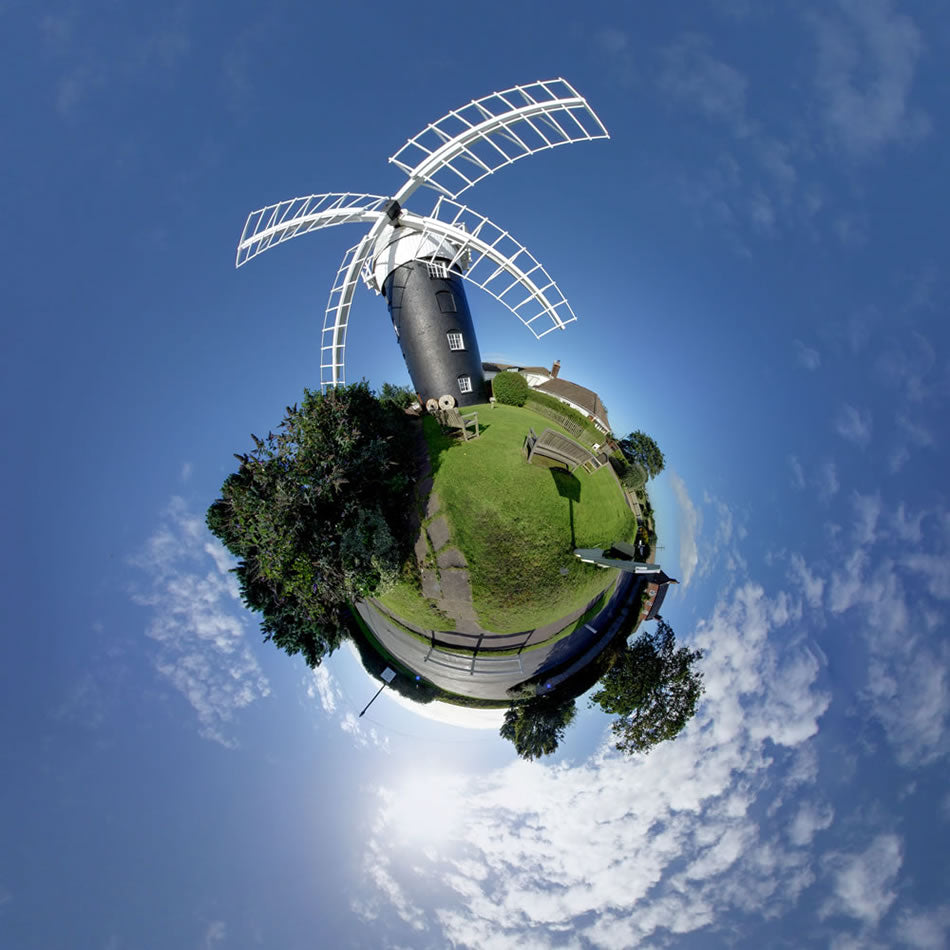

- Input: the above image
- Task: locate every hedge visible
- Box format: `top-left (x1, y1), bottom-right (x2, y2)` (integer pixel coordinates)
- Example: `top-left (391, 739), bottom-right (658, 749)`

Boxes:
top-left (492, 371), bottom-right (529, 406)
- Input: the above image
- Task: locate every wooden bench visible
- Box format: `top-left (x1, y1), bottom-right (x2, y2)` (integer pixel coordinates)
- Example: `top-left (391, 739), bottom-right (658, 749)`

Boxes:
top-left (438, 406), bottom-right (480, 441)
top-left (523, 427), bottom-right (597, 473)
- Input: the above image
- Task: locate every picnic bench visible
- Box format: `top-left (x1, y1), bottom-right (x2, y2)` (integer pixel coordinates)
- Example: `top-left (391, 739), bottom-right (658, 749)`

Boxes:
top-left (438, 406), bottom-right (480, 441)
top-left (523, 427), bottom-right (601, 473)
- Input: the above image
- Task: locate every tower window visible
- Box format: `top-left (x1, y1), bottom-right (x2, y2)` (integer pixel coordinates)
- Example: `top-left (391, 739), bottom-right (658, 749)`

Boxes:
top-left (436, 291), bottom-right (456, 313)
top-left (457, 375), bottom-right (472, 394)
top-left (426, 261), bottom-right (448, 279)
top-left (447, 331), bottom-right (464, 351)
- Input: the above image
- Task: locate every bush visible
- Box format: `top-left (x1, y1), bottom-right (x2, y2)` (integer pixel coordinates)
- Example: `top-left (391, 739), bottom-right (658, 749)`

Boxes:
top-left (492, 371), bottom-right (529, 406)
top-left (379, 382), bottom-right (416, 409)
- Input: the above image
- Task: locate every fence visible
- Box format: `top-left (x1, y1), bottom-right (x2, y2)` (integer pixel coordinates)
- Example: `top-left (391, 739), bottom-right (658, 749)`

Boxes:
top-left (525, 399), bottom-right (597, 444)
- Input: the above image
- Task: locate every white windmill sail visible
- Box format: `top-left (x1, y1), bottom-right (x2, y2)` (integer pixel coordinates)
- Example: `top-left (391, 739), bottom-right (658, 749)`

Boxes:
top-left (235, 79), bottom-right (608, 390)
top-left (388, 78), bottom-right (609, 201)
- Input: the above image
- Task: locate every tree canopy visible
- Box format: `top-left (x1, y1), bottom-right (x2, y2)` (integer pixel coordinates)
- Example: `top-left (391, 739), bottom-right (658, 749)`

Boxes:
top-left (500, 696), bottom-right (577, 760)
top-left (618, 430), bottom-right (665, 480)
top-left (591, 619), bottom-right (704, 755)
top-left (379, 382), bottom-right (417, 409)
top-left (206, 383), bottom-right (416, 667)
top-left (491, 370), bottom-right (529, 406)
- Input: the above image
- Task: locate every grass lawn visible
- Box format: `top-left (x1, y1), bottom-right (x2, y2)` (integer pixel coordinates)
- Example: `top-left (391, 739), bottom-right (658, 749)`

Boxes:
top-left (376, 572), bottom-right (456, 631)
top-left (421, 403), bottom-right (635, 633)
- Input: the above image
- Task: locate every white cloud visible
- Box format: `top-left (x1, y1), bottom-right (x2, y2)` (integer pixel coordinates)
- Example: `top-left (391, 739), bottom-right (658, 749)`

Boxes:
top-left (877, 331), bottom-right (937, 402)
top-left (131, 497), bottom-right (269, 747)
top-left (790, 554), bottom-right (825, 609)
top-left (816, 461), bottom-right (840, 502)
top-left (835, 404), bottom-right (873, 447)
top-left (594, 26), bottom-right (628, 56)
top-left (851, 491), bottom-right (881, 546)
top-left (788, 800), bottom-right (834, 846)
top-left (593, 27), bottom-right (637, 87)
top-left (789, 454), bottom-right (806, 491)
top-left (825, 498), bottom-right (950, 766)
top-left (670, 471), bottom-right (700, 587)
top-left (821, 833), bottom-right (903, 926)
top-left (360, 581), bottom-right (830, 947)
top-left (795, 340), bottom-right (822, 370)
top-left (201, 920), bottom-right (227, 949)
top-left (810, 0), bottom-right (930, 157)
top-left (897, 414), bottom-right (934, 448)
top-left (659, 34), bottom-right (748, 130)
top-left (341, 711), bottom-right (390, 752)
top-left (308, 667), bottom-right (340, 714)
top-left (896, 904), bottom-right (950, 949)
top-left (180, 461), bottom-right (193, 482)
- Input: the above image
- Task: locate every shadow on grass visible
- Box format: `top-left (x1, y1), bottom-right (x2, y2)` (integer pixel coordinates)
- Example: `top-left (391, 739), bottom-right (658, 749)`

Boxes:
top-left (421, 414), bottom-right (491, 479)
top-left (550, 467), bottom-right (581, 549)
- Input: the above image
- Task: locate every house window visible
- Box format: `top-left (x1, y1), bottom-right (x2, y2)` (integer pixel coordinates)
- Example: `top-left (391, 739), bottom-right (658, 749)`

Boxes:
top-left (426, 260), bottom-right (448, 279)
top-left (436, 290), bottom-right (456, 313)
top-left (457, 374), bottom-right (472, 394)
top-left (446, 331), bottom-right (464, 351)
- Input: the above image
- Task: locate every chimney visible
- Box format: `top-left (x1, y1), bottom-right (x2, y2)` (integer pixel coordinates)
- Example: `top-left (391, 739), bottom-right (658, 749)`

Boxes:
top-left (551, 359), bottom-right (561, 378)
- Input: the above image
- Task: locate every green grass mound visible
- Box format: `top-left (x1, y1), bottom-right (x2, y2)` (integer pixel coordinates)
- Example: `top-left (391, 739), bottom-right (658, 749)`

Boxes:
top-left (379, 403), bottom-right (635, 634)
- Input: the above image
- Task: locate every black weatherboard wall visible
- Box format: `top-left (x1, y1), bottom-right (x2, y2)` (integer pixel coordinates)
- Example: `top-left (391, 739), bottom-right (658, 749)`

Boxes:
top-left (383, 260), bottom-right (487, 408)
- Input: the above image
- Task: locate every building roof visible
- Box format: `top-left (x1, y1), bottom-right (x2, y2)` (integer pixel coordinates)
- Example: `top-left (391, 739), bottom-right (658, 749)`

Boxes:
top-left (535, 378), bottom-right (610, 431)
top-left (644, 572), bottom-right (678, 621)
top-left (482, 362), bottom-right (551, 377)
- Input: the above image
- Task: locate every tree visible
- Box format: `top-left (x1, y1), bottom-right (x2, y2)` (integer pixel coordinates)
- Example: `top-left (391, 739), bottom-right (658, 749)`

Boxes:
top-left (491, 370), bottom-right (529, 406)
top-left (500, 696), bottom-right (577, 760)
top-left (618, 430), bottom-right (665, 480)
top-left (591, 619), bottom-right (703, 755)
top-left (379, 381), bottom-right (417, 409)
top-left (206, 383), bottom-right (416, 667)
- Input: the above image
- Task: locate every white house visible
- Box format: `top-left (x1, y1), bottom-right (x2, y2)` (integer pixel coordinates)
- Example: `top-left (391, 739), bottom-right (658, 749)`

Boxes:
top-left (481, 360), bottom-right (611, 434)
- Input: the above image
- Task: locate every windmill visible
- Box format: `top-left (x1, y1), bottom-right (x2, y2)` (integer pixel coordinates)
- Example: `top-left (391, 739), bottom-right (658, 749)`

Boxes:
top-left (236, 79), bottom-right (609, 409)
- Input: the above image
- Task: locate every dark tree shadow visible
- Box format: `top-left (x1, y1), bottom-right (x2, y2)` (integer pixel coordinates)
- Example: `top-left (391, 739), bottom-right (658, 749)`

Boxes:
top-left (550, 467), bottom-right (581, 548)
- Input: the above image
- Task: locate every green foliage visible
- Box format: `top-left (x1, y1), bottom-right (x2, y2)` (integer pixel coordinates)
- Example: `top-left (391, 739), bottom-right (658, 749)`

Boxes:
top-left (491, 370), bottom-right (529, 406)
top-left (403, 407), bottom-right (633, 633)
top-left (206, 383), bottom-right (416, 667)
top-left (618, 430), bottom-right (665, 480)
top-left (525, 391), bottom-right (598, 437)
top-left (610, 455), bottom-right (647, 490)
top-left (591, 619), bottom-right (704, 755)
top-left (500, 696), bottom-right (577, 760)
top-left (379, 381), bottom-right (417, 409)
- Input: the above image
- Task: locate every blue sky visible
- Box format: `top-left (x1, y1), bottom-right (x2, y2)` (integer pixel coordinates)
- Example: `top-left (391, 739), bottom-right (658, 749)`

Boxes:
top-left (3, 0), bottom-right (949, 947)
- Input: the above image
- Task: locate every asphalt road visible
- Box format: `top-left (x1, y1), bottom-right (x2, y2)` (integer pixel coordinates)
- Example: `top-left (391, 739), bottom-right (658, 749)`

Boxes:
top-left (356, 572), bottom-right (637, 701)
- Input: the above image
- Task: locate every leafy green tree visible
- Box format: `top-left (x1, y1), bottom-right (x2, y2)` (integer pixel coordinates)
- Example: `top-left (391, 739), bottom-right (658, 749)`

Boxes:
top-left (491, 370), bottom-right (529, 406)
top-left (618, 430), bottom-right (665, 479)
top-left (610, 456), bottom-right (647, 490)
top-left (500, 696), bottom-right (577, 760)
top-left (591, 619), bottom-right (704, 755)
top-left (379, 381), bottom-right (417, 409)
top-left (206, 383), bottom-right (416, 667)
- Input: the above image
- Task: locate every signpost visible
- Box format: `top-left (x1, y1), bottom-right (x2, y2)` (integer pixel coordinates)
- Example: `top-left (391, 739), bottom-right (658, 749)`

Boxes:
top-left (359, 667), bottom-right (396, 717)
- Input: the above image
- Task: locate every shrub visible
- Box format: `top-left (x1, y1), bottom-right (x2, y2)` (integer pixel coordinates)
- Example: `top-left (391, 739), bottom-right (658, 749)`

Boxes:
top-left (492, 370), bottom-right (529, 406)
top-left (525, 390), bottom-right (588, 428)
top-left (379, 382), bottom-right (417, 409)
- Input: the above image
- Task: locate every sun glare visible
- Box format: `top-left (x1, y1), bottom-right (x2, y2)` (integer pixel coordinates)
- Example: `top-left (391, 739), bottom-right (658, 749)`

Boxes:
top-left (383, 772), bottom-right (465, 850)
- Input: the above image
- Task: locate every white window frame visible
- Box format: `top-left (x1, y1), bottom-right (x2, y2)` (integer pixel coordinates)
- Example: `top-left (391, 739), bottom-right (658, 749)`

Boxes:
top-left (457, 374), bottom-right (473, 394)
top-left (446, 331), bottom-right (464, 351)
top-left (426, 260), bottom-right (448, 279)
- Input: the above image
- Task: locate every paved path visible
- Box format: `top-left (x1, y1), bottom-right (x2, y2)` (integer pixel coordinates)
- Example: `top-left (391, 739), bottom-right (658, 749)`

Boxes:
top-left (358, 572), bottom-right (638, 701)
top-left (407, 419), bottom-right (493, 635)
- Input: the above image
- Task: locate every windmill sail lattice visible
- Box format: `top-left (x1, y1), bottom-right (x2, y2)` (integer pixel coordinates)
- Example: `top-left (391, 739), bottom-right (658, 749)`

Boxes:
top-left (236, 79), bottom-right (608, 395)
